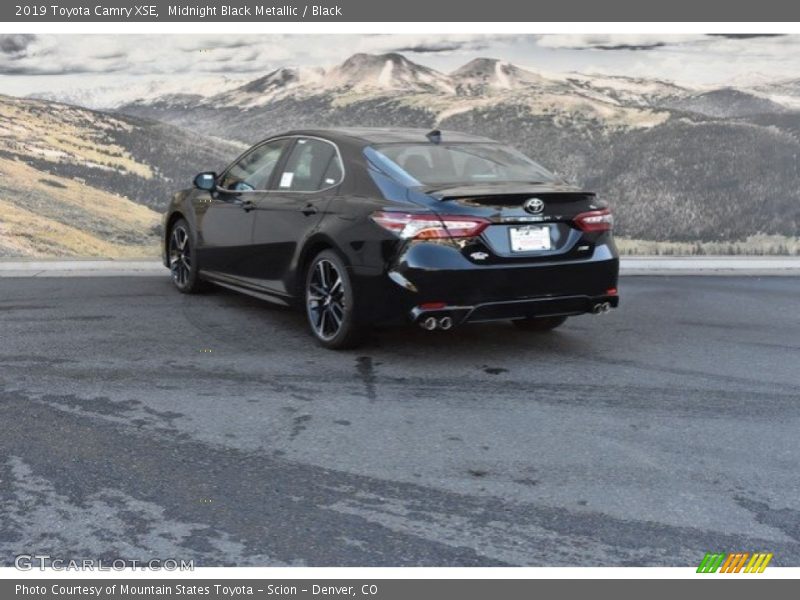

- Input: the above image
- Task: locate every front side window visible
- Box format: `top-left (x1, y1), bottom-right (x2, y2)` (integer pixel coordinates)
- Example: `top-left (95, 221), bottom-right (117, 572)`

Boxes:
top-left (277, 138), bottom-right (343, 192)
top-left (221, 138), bottom-right (289, 191)
top-left (365, 142), bottom-right (558, 187)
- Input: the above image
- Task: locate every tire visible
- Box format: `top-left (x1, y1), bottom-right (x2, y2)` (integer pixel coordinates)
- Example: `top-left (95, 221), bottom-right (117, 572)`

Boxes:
top-left (304, 250), bottom-right (363, 349)
top-left (512, 315), bottom-right (568, 332)
top-left (167, 218), bottom-right (207, 294)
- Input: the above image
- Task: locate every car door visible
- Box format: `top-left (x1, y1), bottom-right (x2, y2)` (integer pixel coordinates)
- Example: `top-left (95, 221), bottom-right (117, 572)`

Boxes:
top-left (248, 137), bottom-right (344, 295)
top-left (195, 138), bottom-right (290, 280)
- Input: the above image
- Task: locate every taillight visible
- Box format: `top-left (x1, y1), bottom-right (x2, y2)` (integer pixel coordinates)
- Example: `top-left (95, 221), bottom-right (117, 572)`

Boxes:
top-left (420, 301), bottom-right (447, 310)
top-left (574, 208), bottom-right (613, 232)
top-left (370, 212), bottom-right (490, 240)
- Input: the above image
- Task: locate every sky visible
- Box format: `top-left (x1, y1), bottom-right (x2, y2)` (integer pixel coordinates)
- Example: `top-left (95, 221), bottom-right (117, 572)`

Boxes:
top-left (2, 33), bottom-right (800, 99)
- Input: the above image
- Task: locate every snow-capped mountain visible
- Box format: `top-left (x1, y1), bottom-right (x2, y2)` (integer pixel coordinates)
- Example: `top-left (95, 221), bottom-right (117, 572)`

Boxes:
top-left (31, 52), bottom-right (800, 118)
top-left (325, 53), bottom-right (455, 94)
top-left (120, 54), bottom-right (458, 110)
top-left (184, 53), bottom-right (692, 113)
top-left (114, 55), bottom-right (674, 166)
top-left (236, 67), bottom-right (324, 95)
top-left (181, 53), bottom-right (768, 134)
top-left (209, 67), bottom-right (325, 108)
top-left (451, 58), bottom-right (551, 94)
top-left (140, 53), bottom-right (679, 132)
top-left (39, 51), bottom-right (800, 119)
top-left (38, 53), bottom-right (696, 114)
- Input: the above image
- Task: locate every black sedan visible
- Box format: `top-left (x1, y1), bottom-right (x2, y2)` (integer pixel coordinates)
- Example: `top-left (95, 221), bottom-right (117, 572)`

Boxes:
top-left (163, 128), bottom-right (619, 349)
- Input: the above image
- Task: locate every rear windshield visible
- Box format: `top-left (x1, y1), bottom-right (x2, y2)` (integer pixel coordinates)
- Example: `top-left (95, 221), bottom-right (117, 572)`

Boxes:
top-left (365, 142), bottom-right (558, 187)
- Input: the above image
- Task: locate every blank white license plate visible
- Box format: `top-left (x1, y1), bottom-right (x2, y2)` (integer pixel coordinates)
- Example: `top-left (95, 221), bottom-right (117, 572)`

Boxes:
top-left (509, 225), bottom-right (551, 252)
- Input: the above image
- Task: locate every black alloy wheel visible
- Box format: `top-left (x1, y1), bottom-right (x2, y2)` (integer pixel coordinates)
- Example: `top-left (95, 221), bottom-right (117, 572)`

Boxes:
top-left (168, 218), bottom-right (205, 293)
top-left (305, 250), bottom-right (362, 349)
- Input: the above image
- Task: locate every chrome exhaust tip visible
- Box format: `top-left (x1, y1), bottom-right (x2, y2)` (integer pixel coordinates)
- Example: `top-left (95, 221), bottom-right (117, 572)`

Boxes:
top-left (439, 316), bottom-right (453, 330)
top-left (602, 302), bottom-right (612, 313)
top-left (421, 316), bottom-right (438, 331)
top-left (591, 303), bottom-right (604, 315)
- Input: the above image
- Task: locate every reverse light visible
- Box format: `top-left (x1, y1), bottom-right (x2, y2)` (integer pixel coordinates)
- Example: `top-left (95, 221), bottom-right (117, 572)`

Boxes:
top-left (574, 208), bottom-right (613, 232)
top-left (370, 212), bottom-right (490, 240)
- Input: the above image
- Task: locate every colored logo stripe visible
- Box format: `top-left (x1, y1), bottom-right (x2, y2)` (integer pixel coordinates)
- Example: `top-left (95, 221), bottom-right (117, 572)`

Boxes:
top-left (697, 553), bottom-right (726, 573)
top-left (697, 552), bottom-right (773, 573)
top-left (720, 553), bottom-right (749, 573)
top-left (744, 553), bottom-right (773, 573)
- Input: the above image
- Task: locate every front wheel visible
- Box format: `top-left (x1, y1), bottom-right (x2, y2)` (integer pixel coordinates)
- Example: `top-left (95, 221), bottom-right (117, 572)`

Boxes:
top-left (305, 250), bottom-right (363, 349)
top-left (512, 315), bottom-right (567, 332)
top-left (168, 218), bottom-right (207, 294)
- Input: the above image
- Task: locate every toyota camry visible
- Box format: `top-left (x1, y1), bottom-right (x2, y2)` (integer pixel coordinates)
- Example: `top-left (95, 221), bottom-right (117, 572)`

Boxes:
top-left (163, 128), bottom-right (619, 349)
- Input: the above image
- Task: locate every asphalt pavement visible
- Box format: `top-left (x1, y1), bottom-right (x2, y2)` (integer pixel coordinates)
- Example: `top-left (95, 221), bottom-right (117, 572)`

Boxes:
top-left (1, 275), bottom-right (799, 566)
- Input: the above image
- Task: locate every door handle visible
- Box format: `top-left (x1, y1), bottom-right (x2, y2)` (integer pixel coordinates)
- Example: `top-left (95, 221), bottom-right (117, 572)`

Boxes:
top-left (301, 203), bottom-right (318, 216)
top-left (239, 199), bottom-right (255, 211)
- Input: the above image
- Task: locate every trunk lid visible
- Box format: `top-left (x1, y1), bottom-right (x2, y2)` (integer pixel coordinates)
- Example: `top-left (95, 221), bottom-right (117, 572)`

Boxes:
top-left (421, 184), bottom-right (605, 260)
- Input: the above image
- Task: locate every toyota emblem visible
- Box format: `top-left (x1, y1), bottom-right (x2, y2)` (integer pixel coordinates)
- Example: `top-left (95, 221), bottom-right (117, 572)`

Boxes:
top-left (523, 197), bottom-right (545, 214)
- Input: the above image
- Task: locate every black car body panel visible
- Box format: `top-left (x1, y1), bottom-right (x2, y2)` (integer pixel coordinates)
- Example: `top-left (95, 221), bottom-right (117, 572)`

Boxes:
top-left (163, 128), bottom-right (619, 332)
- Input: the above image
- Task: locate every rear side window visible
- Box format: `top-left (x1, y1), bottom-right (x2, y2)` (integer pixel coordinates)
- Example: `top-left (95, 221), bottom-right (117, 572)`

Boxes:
top-left (277, 138), bottom-right (343, 192)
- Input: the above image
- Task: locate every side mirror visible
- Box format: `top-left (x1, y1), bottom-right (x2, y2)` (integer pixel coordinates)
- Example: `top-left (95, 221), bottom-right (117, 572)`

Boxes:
top-left (193, 172), bottom-right (217, 191)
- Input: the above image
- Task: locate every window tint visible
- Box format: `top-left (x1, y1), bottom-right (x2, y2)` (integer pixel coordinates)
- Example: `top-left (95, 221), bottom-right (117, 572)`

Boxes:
top-left (366, 143), bottom-right (558, 187)
top-left (277, 138), bottom-right (343, 192)
top-left (221, 138), bottom-right (289, 191)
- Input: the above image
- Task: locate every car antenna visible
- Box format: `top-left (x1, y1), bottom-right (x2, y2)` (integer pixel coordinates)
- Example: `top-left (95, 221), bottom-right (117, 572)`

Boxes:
top-left (426, 129), bottom-right (442, 144)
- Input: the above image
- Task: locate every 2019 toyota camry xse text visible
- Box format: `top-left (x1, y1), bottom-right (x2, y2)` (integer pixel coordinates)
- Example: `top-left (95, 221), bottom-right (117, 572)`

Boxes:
top-left (163, 128), bottom-right (619, 349)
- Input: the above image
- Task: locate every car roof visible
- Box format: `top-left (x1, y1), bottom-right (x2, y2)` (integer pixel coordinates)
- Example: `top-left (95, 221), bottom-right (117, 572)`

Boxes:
top-left (280, 127), bottom-right (499, 146)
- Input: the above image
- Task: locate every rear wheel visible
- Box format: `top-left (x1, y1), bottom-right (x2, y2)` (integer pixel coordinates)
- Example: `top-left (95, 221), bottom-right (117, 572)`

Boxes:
top-left (168, 218), bottom-right (207, 294)
top-left (305, 250), bottom-right (363, 349)
top-left (512, 315), bottom-right (567, 332)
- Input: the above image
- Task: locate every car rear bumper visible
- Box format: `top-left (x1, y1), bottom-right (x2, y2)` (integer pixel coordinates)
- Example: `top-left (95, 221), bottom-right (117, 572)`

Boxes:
top-left (410, 293), bottom-right (619, 326)
top-left (351, 239), bottom-right (619, 326)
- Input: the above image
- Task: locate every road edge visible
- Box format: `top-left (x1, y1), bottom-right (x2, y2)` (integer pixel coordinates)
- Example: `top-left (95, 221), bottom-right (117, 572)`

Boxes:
top-left (0, 257), bottom-right (799, 277)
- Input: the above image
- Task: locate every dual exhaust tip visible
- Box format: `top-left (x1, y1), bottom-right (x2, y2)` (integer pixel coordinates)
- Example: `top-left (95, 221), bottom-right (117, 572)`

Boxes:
top-left (420, 316), bottom-right (453, 331)
top-left (592, 302), bottom-right (612, 315)
top-left (421, 303), bottom-right (611, 328)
